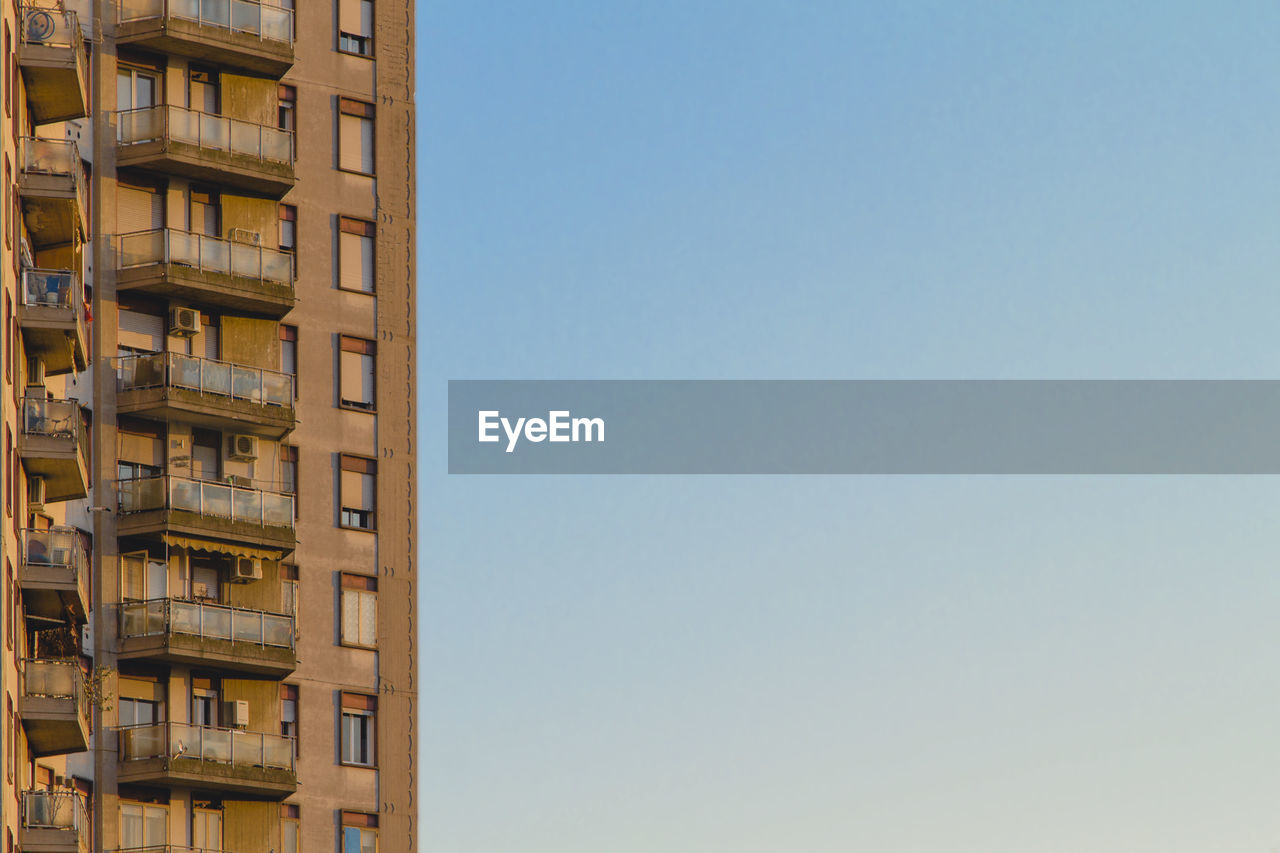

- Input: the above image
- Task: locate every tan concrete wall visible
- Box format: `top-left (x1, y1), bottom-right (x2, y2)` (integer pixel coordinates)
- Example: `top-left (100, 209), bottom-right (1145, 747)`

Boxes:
top-left (220, 316), bottom-right (279, 369)
top-left (222, 75), bottom-right (276, 126)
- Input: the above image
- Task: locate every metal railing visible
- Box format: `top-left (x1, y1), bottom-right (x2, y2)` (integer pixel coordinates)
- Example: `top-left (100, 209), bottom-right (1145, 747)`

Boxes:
top-left (21, 267), bottom-right (80, 309)
top-left (21, 138), bottom-right (87, 201)
top-left (118, 228), bottom-right (294, 288)
top-left (118, 105), bottom-right (294, 165)
top-left (120, 597), bottom-right (295, 649)
top-left (21, 789), bottom-right (87, 833)
top-left (22, 659), bottom-right (88, 720)
top-left (117, 352), bottom-right (294, 408)
top-left (118, 721), bottom-right (295, 772)
top-left (118, 0), bottom-right (293, 45)
top-left (21, 397), bottom-right (88, 459)
top-left (21, 527), bottom-right (88, 595)
top-left (19, 6), bottom-right (83, 50)
top-left (117, 847), bottom-right (230, 853)
top-left (117, 475), bottom-right (295, 528)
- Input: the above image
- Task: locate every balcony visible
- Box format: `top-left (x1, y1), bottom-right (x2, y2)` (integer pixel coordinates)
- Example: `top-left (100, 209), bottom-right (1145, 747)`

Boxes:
top-left (20, 528), bottom-right (88, 625)
top-left (20, 790), bottom-right (88, 853)
top-left (20, 659), bottom-right (89, 756)
top-left (18, 7), bottom-right (88, 124)
top-left (19, 268), bottom-right (88, 375)
top-left (20, 138), bottom-right (86, 249)
top-left (120, 597), bottom-right (295, 676)
top-left (117, 475), bottom-right (295, 554)
top-left (118, 722), bottom-right (296, 797)
top-left (116, 0), bottom-right (294, 76)
top-left (117, 229), bottom-right (295, 318)
top-left (18, 398), bottom-right (89, 502)
top-left (118, 106), bottom-right (295, 195)
top-left (117, 353), bottom-right (295, 439)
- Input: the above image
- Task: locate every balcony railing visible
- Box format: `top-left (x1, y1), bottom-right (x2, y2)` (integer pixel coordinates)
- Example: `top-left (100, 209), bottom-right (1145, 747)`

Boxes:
top-left (21, 137), bottom-right (86, 197)
top-left (22, 526), bottom-right (87, 576)
top-left (119, 721), bottom-right (295, 772)
top-left (21, 268), bottom-right (80, 309)
top-left (117, 475), bottom-right (294, 527)
top-left (118, 352), bottom-right (293, 408)
top-left (119, 105), bottom-right (294, 165)
top-left (21, 789), bottom-right (87, 833)
top-left (118, 229), bottom-right (294, 288)
top-left (121, 597), bottom-right (294, 648)
top-left (22, 397), bottom-right (88, 455)
top-left (20, 6), bottom-right (82, 49)
top-left (22, 659), bottom-right (87, 711)
top-left (118, 0), bottom-right (293, 44)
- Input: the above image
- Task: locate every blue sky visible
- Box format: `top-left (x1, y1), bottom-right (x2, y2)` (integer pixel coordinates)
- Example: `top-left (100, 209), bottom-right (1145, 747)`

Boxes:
top-left (419, 3), bottom-right (1280, 850)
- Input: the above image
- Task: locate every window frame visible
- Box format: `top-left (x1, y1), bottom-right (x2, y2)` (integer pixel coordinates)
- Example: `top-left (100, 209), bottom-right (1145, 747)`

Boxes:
top-left (339, 572), bottom-right (377, 649)
top-left (337, 217), bottom-right (376, 294)
top-left (336, 0), bottom-right (374, 57)
top-left (337, 99), bottom-right (375, 176)
top-left (338, 336), bottom-right (376, 412)
top-left (338, 455), bottom-right (376, 531)
top-left (339, 697), bottom-right (377, 768)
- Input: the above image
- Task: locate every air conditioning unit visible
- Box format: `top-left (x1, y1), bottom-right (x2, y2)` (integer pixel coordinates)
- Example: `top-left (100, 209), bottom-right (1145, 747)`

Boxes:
top-left (168, 306), bottom-right (200, 336)
top-left (230, 434), bottom-right (259, 461)
top-left (225, 700), bottom-right (250, 728)
top-left (232, 556), bottom-right (262, 583)
top-left (25, 356), bottom-right (45, 388)
top-left (27, 476), bottom-right (45, 509)
top-left (229, 228), bottom-right (261, 245)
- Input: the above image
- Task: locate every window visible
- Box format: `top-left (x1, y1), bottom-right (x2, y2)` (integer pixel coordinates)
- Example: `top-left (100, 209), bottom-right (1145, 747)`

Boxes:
top-left (279, 204), bottom-right (297, 252)
top-left (3, 25), bottom-right (9, 117)
top-left (192, 808), bottom-right (221, 851)
top-left (339, 696), bottom-right (376, 766)
top-left (4, 427), bottom-right (10, 517)
top-left (120, 803), bottom-right (167, 848)
top-left (191, 677), bottom-right (219, 726)
top-left (281, 684), bottom-right (298, 753)
top-left (282, 564), bottom-right (298, 616)
top-left (338, 99), bottom-right (374, 174)
top-left (339, 337), bottom-right (375, 410)
top-left (281, 805), bottom-right (300, 853)
top-left (6, 696), bottom-right (13, 782)
top-left (339, 455), bottom-right (376, 530)
top-left (5, 562), bottom-right (12, 650)
top-left (338, 218), bottom-right (375, 293)
top-left (338, 0), bottom-right (373, 56)
top-left (281, 447), bottom-right (298, 517)
top-left (118, 697), bottom-right (161, 727)
top-left (340, 573), bottom-right (376, 647)
top-left (121, 552), bottom-right (167, 602)
top-left (278, 84), bottom-right (296, 132)
top-left (341, 814), bottom-right (377, 853)
top-left (280, 325), bottom-right (297, 394)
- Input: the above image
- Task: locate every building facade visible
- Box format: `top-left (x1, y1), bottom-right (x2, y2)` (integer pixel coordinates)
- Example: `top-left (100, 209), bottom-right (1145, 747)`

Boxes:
top-left (0, 3), bottom-right (416, 853)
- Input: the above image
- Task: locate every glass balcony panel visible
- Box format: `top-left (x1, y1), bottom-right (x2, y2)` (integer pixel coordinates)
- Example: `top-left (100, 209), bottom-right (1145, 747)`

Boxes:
top-left (170, 600), bottom-right (201, 635)
top-left (261, 5), bottom-right (291, 41)
top-left (229, 242), bottom-right (262, 279)
top-left (120, 230), bottom-right (165, 268)
top-left (232, 729), bottom-right (262, 767)
top-left (198, 725), bottom-right (231, 762)
top-left (202, 604), bottom-right (231, 640)
top-left (167, 230), bottom-right (201, 268)
top-left (24, 138), bottom-right (76, 175)
top-left (23, 790), bottom-right (84, 830)
top-left (261, 127), bottom-right (291, 163)
top-left (200, 482), bottom-right (232, 518)
top-left (201, 359), bottom-right (231, 396)
top-left (231, 609), bottom-right (261, 642)
top-left (169, 477), bottom-right (202, 513)
top-left (230, 0), bottom-right (260, 34)
top-left (167, 105), bottom-right (200, 146)
top-left (200, 112), bottom-right (230, 151)
top-left (119, 0), bottom-right (162, 20)
top-left (23, 269), bottom-right (75, 307)
top-left (263, 493), bottom-right (292, 526)
top-left (197, 0), bottom-right (230, 28)
top-left (229, 119), bottom-right (259, 158)
top-left (261, 248), bottom-right (292, 283)
top-left (231, 365), bottom-right (261, 402)
top-left (263, 734), bottom-right (293, 769)
top-left (198, 234), bottom-right (231, 274)
top-left (169, 354), bottom-right (203, 391)
top-left (24, 660), bottom-right (76, 698)
top-left (263, 613), bottom-right (292, 647)
top-left (121, 107), bottom-right (165, 144)
top-left (121, 724), bottom-right (165, 760)
top-left (262, 371), bottom-right (291, 406)
top-left (232, 487), bottom-right (260, 523)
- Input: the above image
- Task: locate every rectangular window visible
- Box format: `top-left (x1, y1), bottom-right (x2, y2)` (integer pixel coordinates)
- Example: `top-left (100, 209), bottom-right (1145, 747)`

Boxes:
top-left (120, 803), bottom-right (167, 848)
top-left (4, 427), bottom-right (10, 517)
top-left (7, 696), bottom-right (13, 782)
top-left (281, 563), bottom-right (298, 616)
top-left (338, 0), bottom-right (373, 56)
top-left (338, 217), bottom-right (375, 293)
top-left (5, 562), bottom-right (12, 650)
top-left (281, 684), bottom-right (298, 753)
top-left (338, 99), bottom-right (375, 174)
top-left (282, 805), bottom-right (300, 853)
top-left (281, 446), bottom-right (298, 517)
top-left (339, 696), bottom-right (376, 766)
top-left (340, 573), bottom-right (377, 647)
top-left (339, 455), bottom-right (376, 530)
top-left (3, 25), bottom-right (9, 117)
top-left (339, 337), bottom-right (376, 411)
top-left (279, 204), bottom-right (297, 252)
top-left (278, 84), bottom-right (296, 132)
top-left (280, 325), bottom-right (297, 395)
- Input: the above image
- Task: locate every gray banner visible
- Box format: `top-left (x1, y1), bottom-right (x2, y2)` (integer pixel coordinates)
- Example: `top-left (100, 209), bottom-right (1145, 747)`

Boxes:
top-left (447, 380), bottom-right (1280, 474)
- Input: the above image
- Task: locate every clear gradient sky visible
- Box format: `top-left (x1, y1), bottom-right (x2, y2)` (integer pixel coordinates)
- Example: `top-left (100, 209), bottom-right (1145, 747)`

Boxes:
top-left (419, 3), bottom-right (1280, 851)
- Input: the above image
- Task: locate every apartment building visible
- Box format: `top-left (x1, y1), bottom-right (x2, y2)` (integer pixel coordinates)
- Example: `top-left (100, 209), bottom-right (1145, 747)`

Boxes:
top-left (1, 3), bottom-right (416, 853)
